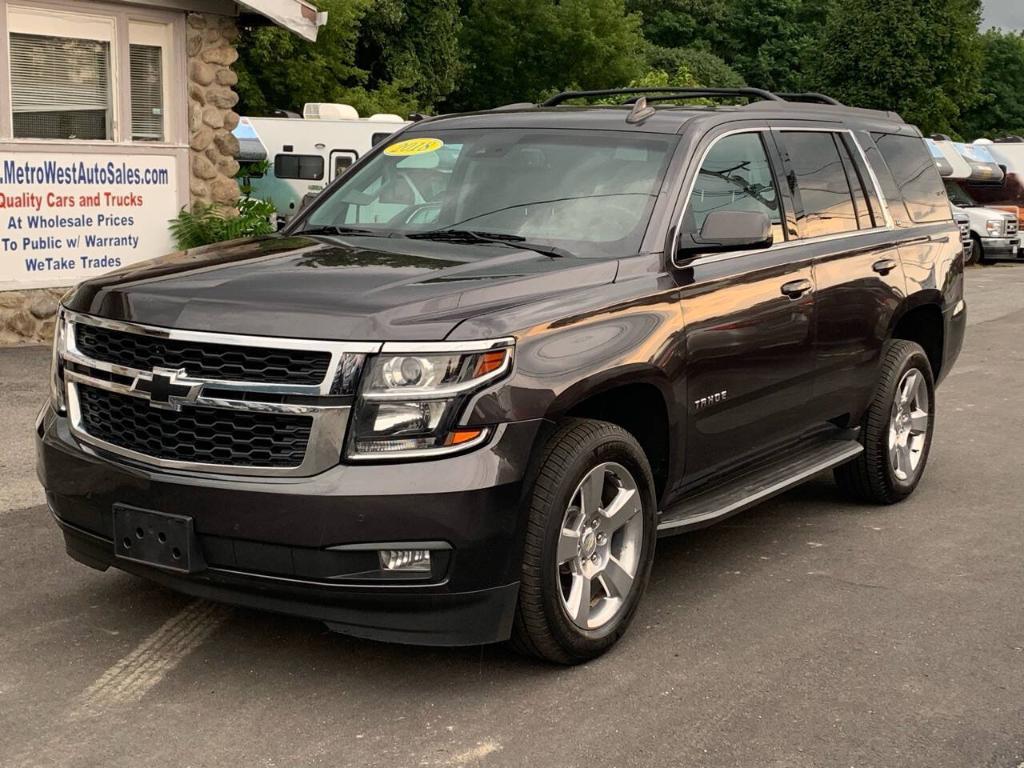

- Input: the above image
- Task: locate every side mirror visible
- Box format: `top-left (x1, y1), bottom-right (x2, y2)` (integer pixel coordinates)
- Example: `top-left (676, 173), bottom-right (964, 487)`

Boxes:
top-left (678, 210), bottom-right (773, 260)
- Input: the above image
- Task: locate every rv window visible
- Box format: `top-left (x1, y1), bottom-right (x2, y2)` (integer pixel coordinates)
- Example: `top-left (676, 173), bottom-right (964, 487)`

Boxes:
top-left (372, 132), bottom-right (394, 146)
top-left (275, 154), bottom-right (325, 181)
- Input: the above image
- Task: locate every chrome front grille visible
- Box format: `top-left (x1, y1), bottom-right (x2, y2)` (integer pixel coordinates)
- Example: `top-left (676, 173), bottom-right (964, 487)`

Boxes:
top-left (958, 220), bottom-right (970, 242)
top-left (59, 312), bottom-right (380, 476)
top-left (75, 322), bottom-right (331, 385)
top-left (1006, 219), bottom-right (1018, 237)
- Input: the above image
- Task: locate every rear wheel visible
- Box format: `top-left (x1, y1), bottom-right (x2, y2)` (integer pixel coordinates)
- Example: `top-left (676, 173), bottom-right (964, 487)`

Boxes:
top-left (835, 340), bottom-right (935, 504)
top-left (511, 419), bottom-right (656, 664)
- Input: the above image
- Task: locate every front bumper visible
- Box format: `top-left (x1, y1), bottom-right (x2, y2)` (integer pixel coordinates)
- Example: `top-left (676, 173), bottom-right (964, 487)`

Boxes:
top-left (980, 236), bottom-right (1021, 259)
top-left (37, 407), bottom-right (546, 646)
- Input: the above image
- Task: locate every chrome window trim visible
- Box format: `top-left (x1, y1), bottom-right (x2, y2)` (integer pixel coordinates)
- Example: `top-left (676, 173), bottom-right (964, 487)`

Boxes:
top-left (670, 125), bottom-right (896, 269)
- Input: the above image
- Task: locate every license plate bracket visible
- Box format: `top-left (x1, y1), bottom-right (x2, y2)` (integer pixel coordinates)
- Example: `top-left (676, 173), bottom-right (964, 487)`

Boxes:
top-left (113, 504), bottom-right (204, 574)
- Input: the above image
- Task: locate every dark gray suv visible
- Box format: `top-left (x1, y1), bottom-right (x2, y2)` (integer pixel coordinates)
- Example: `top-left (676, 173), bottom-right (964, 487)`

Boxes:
top-left (37, 88), bottom-right (965, 663)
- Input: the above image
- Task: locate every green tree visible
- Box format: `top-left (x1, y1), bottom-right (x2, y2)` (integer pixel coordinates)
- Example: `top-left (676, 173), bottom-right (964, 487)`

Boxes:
top-left (354, 0), bottom-right (463, 109)
top-left (814, 0), bottom-right (983, 135)
top-left (958, 29), bottom-right (1024, 139)
top-left (627, 0), bottom-right (829, 93)
top-left (643, 45), bottom-right (745, 88)
top-left (451, 0), bottom-right (646, 110)
top-left (235, 0), bottom-right (372, 115)
top-left (236, 0), bottom-right (463, 117)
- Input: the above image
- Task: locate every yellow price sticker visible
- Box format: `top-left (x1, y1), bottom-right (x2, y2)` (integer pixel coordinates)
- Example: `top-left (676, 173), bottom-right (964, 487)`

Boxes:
top-left (383, 137), bottom-right (444, 157)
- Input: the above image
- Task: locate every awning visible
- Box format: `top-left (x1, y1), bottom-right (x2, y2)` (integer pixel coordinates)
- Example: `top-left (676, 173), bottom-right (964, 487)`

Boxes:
top-left (236, 0), bottom-right (327, 42)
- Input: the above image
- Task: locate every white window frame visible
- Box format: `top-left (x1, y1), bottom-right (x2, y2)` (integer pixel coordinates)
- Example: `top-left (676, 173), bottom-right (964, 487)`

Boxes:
top-left (0, 0), bottom-right (186, 146)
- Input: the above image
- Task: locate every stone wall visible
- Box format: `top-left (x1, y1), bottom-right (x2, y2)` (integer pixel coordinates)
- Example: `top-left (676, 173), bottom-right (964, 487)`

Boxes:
top-left (0, 289), bottom-right (63, 345)
top-left (0, 12), bottom-right (243, 345)
top-left (186, 13), bottom-right (242, 209)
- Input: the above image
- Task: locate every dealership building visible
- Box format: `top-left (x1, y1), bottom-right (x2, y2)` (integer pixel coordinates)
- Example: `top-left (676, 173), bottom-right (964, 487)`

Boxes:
top-left (0, 0), bottom-right (324, 342)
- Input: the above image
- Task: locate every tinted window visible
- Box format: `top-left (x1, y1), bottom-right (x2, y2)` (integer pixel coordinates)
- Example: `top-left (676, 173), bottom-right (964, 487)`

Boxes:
top-left (779, 132), bottom-right (858, 238)
top-left (873, 133), bottom-right (950, 223)
top-left (274, 154), bottom-right (324, 180)
top-left (683, 132), bottom-right (784, 244)
top-left (303, 129), bottom-right (677, 257)
top-left (372, 132), bottom-right (394, 146)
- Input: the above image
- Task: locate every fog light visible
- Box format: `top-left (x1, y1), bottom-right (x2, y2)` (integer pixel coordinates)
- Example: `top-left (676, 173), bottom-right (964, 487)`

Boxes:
top-left (379, 549), bottom-right (431, 572)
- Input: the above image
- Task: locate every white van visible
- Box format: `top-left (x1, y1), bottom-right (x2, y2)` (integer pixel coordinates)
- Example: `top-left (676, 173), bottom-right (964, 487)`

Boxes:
top-left (234, 103), bottom-right (409, 222)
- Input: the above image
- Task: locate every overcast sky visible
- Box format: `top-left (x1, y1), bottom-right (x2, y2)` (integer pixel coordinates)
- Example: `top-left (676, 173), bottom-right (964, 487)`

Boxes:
top-left (983, 0), bottom-right (1024, 31)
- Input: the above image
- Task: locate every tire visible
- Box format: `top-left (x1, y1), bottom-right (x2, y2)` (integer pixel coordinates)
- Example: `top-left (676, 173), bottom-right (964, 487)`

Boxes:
top-left (971, 234), bottom-right (988, 265)
top-left (834, 340), bottom-right (936, 505)
top-left (510, 418), bottom-right (657, 665)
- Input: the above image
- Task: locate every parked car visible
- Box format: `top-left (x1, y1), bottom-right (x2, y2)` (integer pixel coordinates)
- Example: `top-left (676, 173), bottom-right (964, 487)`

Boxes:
top-left (234, 104), bottom-right (408, 224)
top-left (38, 88), bottom-right (964, 664)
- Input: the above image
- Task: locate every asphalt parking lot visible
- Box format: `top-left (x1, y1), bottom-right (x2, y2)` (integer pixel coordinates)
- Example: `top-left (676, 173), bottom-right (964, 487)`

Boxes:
top-left (1, 267), bottom-right (1022, 768)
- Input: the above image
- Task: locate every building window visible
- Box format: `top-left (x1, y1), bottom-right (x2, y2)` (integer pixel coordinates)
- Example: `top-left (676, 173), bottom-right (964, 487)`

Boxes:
top-left (5, 6), bottom-right (178, 144)
top-left (129, 45), bottom-right (163, 141)
top-left (10, 33), bottom-right (113, 140)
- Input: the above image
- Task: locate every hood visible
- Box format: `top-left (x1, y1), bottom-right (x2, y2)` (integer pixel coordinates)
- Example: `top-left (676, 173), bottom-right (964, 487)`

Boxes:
top-left (64, 234), bottom-right (619, 341)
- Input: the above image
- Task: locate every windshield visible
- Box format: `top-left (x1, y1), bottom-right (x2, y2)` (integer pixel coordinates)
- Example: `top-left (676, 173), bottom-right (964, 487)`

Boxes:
top-left (296, 128), bottom-right (678, 257)
top-left (944, 180), bottom-right (977, 207)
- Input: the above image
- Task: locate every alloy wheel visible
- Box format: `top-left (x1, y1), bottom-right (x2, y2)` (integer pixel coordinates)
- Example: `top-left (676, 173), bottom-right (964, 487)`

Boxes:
top-left (888, 368), bottom-right (930, 481)
top-left (556, 462), bottom-right (644, 631)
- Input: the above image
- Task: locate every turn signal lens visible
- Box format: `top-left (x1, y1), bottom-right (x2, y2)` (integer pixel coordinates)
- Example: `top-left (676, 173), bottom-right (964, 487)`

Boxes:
top-left (446, 428), bottom-right (484, 446)
top-left (473, 350), bottom-right (508, 377)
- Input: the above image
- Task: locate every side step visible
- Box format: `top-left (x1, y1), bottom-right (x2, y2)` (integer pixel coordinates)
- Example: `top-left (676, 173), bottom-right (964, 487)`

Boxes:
top-left (657, 436), bottom-right (863, 537)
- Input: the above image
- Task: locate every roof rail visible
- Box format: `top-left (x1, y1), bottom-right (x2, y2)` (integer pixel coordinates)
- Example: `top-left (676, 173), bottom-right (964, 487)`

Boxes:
top-left (775, 92), bottom-right (843, 106)
top-left (540, 87), bottom-right (783, 107)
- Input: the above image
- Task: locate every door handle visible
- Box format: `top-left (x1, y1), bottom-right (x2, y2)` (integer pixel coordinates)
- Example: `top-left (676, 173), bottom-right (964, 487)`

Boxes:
top-left (872, 258), bottom-right (898, 275)
top-left (780, 278), bottom-right (812, 299)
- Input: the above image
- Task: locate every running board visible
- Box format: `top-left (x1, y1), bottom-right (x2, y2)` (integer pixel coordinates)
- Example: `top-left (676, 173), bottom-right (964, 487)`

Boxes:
top-left (657, 437), bottom-right (863, 536)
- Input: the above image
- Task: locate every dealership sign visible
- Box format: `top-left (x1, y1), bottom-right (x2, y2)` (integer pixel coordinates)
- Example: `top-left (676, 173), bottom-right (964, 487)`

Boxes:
top-left (0, 153), bottom-right (179, 290)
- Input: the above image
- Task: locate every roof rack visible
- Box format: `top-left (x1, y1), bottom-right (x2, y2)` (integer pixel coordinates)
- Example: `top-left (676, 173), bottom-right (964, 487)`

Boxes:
top-left (774, 92), bottom-right (843, 105)
top-left (540, 87), bottom-right (783, 107)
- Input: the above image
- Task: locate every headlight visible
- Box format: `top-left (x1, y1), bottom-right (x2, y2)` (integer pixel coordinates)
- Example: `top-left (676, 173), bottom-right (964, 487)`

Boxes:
top-left (986, 219), bottom-right (1004, 236)
top-left (347, 342), bottom-right (513, 459)
top-left (49, 307), bottom-right (67, 413)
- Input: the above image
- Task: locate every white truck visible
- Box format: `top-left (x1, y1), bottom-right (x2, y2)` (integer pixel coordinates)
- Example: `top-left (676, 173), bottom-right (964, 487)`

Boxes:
top-left (926, 138), bottom-right (1019, 265)
top-left (234, 103), bottom-right (409, 223)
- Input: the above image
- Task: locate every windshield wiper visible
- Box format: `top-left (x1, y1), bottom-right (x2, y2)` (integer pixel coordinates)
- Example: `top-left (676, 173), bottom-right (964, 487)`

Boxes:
top-left (407, 229), bottom-right (573, 259)
top-left (299, 225), bottom-right (387, 236)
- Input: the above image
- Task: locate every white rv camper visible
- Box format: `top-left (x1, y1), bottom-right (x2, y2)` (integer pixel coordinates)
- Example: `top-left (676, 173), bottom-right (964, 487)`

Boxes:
top-left (235, 104), bottom-right (409, 222)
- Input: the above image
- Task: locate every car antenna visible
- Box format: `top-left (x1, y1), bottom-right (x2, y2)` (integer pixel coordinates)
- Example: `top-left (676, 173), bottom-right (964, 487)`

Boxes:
top-left (626, 96), bottom-right (656, 124)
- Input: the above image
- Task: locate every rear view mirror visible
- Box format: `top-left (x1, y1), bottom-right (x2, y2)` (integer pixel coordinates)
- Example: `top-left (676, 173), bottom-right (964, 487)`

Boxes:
top-left (678, 210), bottom-right (773, 259)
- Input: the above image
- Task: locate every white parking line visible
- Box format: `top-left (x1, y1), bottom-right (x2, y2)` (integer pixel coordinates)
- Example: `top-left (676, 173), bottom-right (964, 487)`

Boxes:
top-left (70, 600), bottom-right (229, 719)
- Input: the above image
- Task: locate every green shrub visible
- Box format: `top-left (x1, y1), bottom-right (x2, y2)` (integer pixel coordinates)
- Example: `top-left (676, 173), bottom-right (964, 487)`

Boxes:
top-left (169, 197), bottom-right (277, 250)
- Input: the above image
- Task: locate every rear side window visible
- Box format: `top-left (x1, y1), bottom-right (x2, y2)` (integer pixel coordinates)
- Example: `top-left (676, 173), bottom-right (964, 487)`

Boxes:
top-left (872, 133), bottom-right (950, 223)
top-left (683, 132), bottom-right (785, 244)
top-left (777, 131), bottom-right (859, 238)
top-left (274, 154), bottom-right (324, 180)
top-left (372, 132), bottom-right (394, 146)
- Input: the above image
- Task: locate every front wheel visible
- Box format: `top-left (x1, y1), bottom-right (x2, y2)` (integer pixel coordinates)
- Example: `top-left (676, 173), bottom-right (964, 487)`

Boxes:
top-left (971, 234), bottom-right (987, 265)
top-left (835, 340), bottom-right (935, 504)
top-left (510, 419), bottom-right (657, 664)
